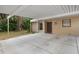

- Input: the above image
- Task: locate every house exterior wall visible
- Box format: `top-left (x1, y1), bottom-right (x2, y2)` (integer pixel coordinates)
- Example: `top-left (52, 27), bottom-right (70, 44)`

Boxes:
top-left (31, 16), bottom-right (79, 36)
top-left (45, 19), bottom-right (53, 33)
top-left (49, 16), bottom-right (79, 35)
top-left (38, 21), bottom-right (45, 33)
top-left (31, 21), bottom-right (45, 33)
top-left (31, 22), bottom-right (38, 32)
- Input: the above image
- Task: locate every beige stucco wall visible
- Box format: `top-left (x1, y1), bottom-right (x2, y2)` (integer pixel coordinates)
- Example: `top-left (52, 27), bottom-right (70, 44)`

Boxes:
top-left (38, 21), bottom-right (45, 33)
top-left (50, 16), bottom-right (79, 36)
top-left (31, 22), bottom-right (38, 32)
top-left (31, 21), bottom-right (45, 33)
top-left (31, 16), bottom-right (79, 36)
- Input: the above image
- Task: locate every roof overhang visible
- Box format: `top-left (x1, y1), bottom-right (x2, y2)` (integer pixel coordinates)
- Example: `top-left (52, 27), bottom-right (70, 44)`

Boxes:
top-left (31, 11), bottom-right (79, 22)
top-left (0, 5), bottom-right (79, 21)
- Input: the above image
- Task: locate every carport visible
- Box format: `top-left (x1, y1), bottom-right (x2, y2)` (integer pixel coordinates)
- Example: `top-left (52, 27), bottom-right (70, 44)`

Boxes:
top-left (0, 5), bottom-right (79, 54)
top-left (0, 5), bottom-right (79, 34)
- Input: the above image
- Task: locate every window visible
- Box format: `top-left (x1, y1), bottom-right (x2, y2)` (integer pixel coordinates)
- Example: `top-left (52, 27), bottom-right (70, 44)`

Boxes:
top-left (39, 23), bottom-right (43, 30)
top-left (62, 19), bottom-right (71, 27)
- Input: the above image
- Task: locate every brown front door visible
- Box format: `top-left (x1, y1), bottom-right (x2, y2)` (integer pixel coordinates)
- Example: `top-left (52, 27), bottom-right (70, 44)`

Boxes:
top-left (46, 22), bottom-right (52, 33)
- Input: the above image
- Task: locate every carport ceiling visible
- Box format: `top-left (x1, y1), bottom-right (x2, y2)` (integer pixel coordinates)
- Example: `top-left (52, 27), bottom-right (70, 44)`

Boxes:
top-left (0, 5), bottom-right (79, 19)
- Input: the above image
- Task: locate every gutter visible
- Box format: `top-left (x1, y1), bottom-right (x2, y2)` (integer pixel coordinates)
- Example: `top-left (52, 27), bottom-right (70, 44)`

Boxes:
top-left (31, 11), bottom-right (79, 22)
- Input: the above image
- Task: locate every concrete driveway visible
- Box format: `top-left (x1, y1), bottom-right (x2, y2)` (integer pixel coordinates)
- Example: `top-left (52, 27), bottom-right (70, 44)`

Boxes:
top-left (0, 33), bottom-right (79, 54)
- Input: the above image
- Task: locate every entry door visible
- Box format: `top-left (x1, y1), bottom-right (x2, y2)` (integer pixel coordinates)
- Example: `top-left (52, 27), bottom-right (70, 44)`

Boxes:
top-left (46, 22), bottom-right (52, 33)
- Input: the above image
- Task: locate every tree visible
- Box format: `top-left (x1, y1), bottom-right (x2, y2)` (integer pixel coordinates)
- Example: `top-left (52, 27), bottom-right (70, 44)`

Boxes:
top-left (9, 16), bottom-right (17, 31)
top-left (23, 17), bottom-right (32, 32)
top-left (0, 14), bottom-right (17, 32)
top-left (0, 13), bottom-right (8, 31)
top-left (0, 13), bottom-right (33, 32)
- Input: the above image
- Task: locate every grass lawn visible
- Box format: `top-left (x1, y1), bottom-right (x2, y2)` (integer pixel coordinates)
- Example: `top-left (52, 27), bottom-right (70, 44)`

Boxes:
top-left (0, 30), bottom-right (31, 40)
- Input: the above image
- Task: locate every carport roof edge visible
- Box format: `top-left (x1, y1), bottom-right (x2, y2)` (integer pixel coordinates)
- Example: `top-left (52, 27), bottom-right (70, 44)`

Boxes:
top-left (0, 5), bottom-right (79, 21)
top-left (31, 11), bottom-right (79, 22)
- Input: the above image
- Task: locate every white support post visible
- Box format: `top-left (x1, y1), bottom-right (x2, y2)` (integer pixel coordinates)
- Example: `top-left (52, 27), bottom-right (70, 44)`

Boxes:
top-left (7, 15), bottom-right (13, 35)
top-left (7, 18), bottom-right (9, 35)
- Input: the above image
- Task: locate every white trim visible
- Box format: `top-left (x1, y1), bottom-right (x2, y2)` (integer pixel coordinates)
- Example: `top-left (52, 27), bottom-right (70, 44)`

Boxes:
top-left (31, 11), bottom-right (79, 22)
top-left (31, 19), bottom-right (39, 22)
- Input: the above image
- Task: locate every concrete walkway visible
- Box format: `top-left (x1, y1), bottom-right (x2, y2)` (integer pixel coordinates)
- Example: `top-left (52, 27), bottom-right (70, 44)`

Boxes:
top-left (0, 33), bottom-right (79, 54)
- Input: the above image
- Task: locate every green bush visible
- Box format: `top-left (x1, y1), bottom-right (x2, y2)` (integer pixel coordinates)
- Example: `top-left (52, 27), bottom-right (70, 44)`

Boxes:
top-left (0, 23), bottom-right (7, 32)
top-left (0, 16), bottom-right (17, 32)
top-left (23, 17), bottom-right (32, 32)
top-left (9, 23), bottom-right (17, 31)
top-left (0, 23), bottom-right (17, 32)
top-left (0, 14), bottom-right (32, 32)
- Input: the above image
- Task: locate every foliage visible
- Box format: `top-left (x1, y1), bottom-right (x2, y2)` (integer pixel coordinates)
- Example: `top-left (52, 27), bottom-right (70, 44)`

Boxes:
top-left (0, 13), bottom-right (33, 32)
top-left (0, 13), bottom-right (8, 32)
top-left (23, 17), bottom-right (32, 32)
top-left (0, 15), bottom-right (17, 32)
top-left (9, 16), bottom-right (17, 31)
top-left (0, 23), bottom-right (7, 32)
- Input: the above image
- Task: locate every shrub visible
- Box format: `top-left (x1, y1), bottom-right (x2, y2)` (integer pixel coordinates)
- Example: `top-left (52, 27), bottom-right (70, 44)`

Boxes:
top-left (23, 17), bottom-right (32, 32)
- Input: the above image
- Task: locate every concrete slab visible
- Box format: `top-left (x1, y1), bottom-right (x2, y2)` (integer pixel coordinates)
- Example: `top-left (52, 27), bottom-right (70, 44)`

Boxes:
top-left (0, 33), bottom-right (78, 54)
